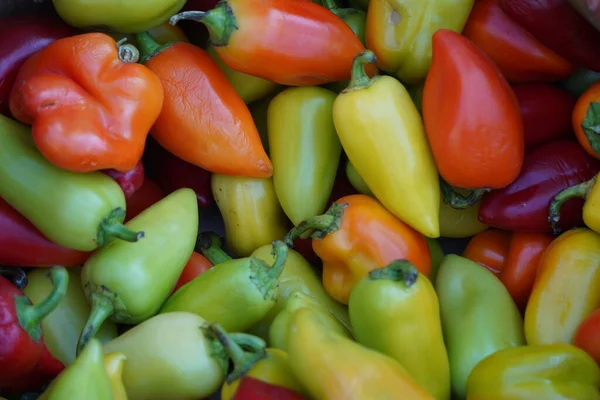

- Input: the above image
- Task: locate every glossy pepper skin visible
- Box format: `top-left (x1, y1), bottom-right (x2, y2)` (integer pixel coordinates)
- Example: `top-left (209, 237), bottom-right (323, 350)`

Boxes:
top-left (500, 0), bottom-right (600, 72)
top-left (9, 33), bottom-right (164, 173)
top-left (525, 228), bottom-right (600, 345)
top-left (232, 377), bottom-right (306, 400)
top-left (574, 309), bottom-right (600, 364)
top-left (124, 179), bottom-right (165, 222)
top-left (462, 0), bottom-right (575, 84)
top-left (3, 345), bottom-right (65, 395)
top-left (136, 32), bottom-right (272, 179)
top-left (333, 51), bottom-right (440, 237)
top-left (349, 261), bottom-right (450, 400)
top-left (466, 344), bottom-right (600, 400)
top-left (0, 115), bottom-right (143, 252)
top-left (268, 87), bottom-right (342, 225)
top-left (0, 14), bottom-right (73, 115)
top-left (104, 353), bottom-right (127, 400)
top-left (366, 0), bottom-right (474, 84)
top-left (572, 81), bottom-right (600, 159)
top-left (101, 161), bottom-right (145, 199)
top-left (285, 194), bottom-right (431, 305)
top-left (436, 255), bottom-right (525, 399)
top-left (550, 173), bottom-right (600, 234)
top-left (169, 0), bottom-right (375, 86)
top-left (479, 140), bottom-right (600, 232)
top-left (173, 252), bottom-right (213, 293)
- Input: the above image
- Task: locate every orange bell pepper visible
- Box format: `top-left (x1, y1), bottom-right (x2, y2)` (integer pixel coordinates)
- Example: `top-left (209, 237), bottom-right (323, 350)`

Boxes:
top-left (573, 81), bottom-right (600, 160)
top-left (284, 194), bottom-right (431, 305)
top-left (135, 32), bottom-right (272, 178)
top-left (8, 33), bottom-right (164, 173)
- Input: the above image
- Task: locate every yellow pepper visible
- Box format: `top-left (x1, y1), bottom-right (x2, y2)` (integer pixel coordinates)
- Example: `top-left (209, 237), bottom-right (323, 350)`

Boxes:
top-left (525, 228), bottom-right (600, 345)
top-left (466, 344), bottom-right (600, 400)
top-left (333, 50), bottom-right (440, 238)
top-left (550, 173), bottom-right (600, 234)
top-left (104, 353), bottom-right (128, 400)
top-left (365, 0), bottom-right (475, 83)
top-left (439, 196), bottom-right (488, 238)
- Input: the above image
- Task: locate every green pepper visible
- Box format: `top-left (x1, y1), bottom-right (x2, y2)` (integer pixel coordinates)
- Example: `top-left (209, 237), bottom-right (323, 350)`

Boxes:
top-left (161, 240), bottom-right (289, 332)
top-left (22, 268), bottom-right (118, 367)
top-left (39, 339), bottom-right (112, 400)
top-left (425, 238), bottom-right (444, 286)
top-left (560, 68), bottom-right (600, 97)
top-left (435, 254), bottom-right (526, 399)
top-left (408, 83), bottom-right (424, 114)
top-left (268, 87), bottom-right (342, 225)
top-left (77, 188), bottom-right (199, 354)
top-left (346, 159), bottom-right (374, 196)
top-left (349, 0), bottom-right (370, 11)
top-left (0, 115), bottom-right (142, 252)
top-left (248, 95), bottom-right (275, 155)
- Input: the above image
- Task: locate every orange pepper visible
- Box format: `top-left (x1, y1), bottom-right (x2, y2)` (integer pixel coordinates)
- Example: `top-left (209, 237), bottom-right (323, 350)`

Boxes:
top-left (572, 81), bottom-right (600, 160)
top-left (135, 32), bottom-right (272, 178)
top-left (8, 33), bottom-right (164, 173)
top-left (574, 308), bottom-right (600, 364)
top-left (172, 251), bottom-right (212, 293)
top-left (284, 194), bottom-right (430, 305)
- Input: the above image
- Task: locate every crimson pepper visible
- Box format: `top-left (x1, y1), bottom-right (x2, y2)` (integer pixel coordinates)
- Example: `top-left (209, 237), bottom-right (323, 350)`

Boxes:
top-left (124, 178), bottom-right (166, 222)
top-left (233, 377), bottom-right (307, 400)
top-left (2, 345), bottom-right (64, 394)
top-left (101, 161), bottom-right (145, 199)
top-left (479, 140), bottom-right (600, 232)
top-left (0, 266), bottom-right (68, 388)
top-left (500, 0), bottom-right (600, 72)
top-left (0, 14), bottom-right (73, 116)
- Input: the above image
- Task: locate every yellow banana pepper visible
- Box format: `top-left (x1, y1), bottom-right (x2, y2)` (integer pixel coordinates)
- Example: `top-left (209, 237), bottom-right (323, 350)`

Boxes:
top-left (104, 353), bottom-right (128, 400)
top-left (366, 0), bottom-right (475, 83)
top-left (466, 344), bottom-right (600, 400)
top-left (333, 51), bottom-right (440, 238)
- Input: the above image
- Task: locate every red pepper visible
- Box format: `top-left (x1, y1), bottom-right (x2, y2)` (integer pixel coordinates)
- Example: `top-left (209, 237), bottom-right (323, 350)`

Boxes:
top-left (124, 178), bottom-right (166, 222)
top-left (0, 266), bottom-right (69, 388)
top-left (479, 140), bottom-right (600, 232)
top-left (499, 0), bottom-right (600, 72)
top-left (172, 251), bottom-right (213, 293)
top-left (0, 198), bottom-right (89, 267)
top-left (2, 345), bottom-right (64, 394)
top-left (233, 377), bottom-right (307, 400)
top-left (101, 161), bottom-right (145, 199)
top-left (512, 84), bottom-right (576, 151)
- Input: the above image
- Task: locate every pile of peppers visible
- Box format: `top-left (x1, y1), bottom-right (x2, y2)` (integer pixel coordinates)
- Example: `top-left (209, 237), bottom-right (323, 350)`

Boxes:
top-left (2, 0), bottom-right (600, 399)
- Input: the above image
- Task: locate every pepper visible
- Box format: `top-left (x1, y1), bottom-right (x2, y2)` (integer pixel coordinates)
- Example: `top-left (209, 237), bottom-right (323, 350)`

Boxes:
top-left (365, 0), bottom-right (475, 84)
top-left (426, 238), bottom-right (445, 286)
top-left (462, 0), bottom-right (575, 84)
top-left (572, 81), bottom-right (600, 159)
top-left (466, 344), bottom-right (600, 400)
top-left (550, 173), bottom-right (600, 234)
top-left (479, 140), bottom-right (600, 232)
top-left (104, 353), bottom-right (127, 400)
top-left (525, 228), bottom-right (600, 345)
top-left (561, 68), bottom-right (600, 98)
top-left (22, 267), bottom-right (118, 367)
top-left (136, 32), bottom-right (272, 179)
top-left (0, 14), bottom-right (73, 115)
top-left (77, 188), bottom-right (198, 354)
top-left (169, 0), bottom-right (375, 86)
top-left (0, 267), bottom-right (68, 387)
top-left (268, 87), bottom-right (342, 225)
top-left (248, 95), bottom-right (275, 156)
top-left (349, 261), bottom-right (450, 400)
top-left (333, 51), bottom-right (440, 237)
top-left (500, 0), bottom-right (600, 72)
top-left (322, 0), bottom-right (366, 44)
top-left (345, 160), bottom-right (373, 197)
top-left (233, 377), bottom-right (307, 400)
top-left (0, 114), bottom-right (143, 252)
top-left (101, 161), bottom-right (145, 199)
top-left (435, 254), bottom-right (525, 399)
top-left (569, 0), bottom-right (600, 31)
top-left (124, 179), bottom-right (165, 222)
top-left (173, 252), bottom-right (213, 293)
top-left (3, 345), bottom-right (65, 395)
top-left (439, 196), bottom-right (489, 239)
top-left (9, 33), bottom-right (164, 173)
top-left (424, 30), bottom-right (524, 208)
top-left (574, 308), bottom-right (600, 364)
top-left (287, 307), bottom-right (434, 400)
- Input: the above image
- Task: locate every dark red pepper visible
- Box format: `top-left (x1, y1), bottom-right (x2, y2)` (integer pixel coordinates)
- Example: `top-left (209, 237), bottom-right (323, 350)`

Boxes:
top-left (478, 140), bottom-right (600, 232)
top-left (0, 14), bottom-right (73, 115)
top-left (232, 377), bottom-right (307, 400)
top-left (124, 178), bottom-right (166, 222)
top-left (499, 0), bottom-right (600, 72)
top-left (101, 161), bottom-right (145, 199)
top-left (0, 266), bottom-right (69, 388)
top-left (512, 84), bottom-right (576, 151)
top-left (2, 345), bottom-right (64, 394)
top-left (0, 198), bottom-right (89, 267)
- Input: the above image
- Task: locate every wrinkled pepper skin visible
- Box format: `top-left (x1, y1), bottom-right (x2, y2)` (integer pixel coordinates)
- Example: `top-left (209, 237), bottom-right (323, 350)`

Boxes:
top-left (9, 33), bottom-right (164, 173)
top-left (574, 308), bottom-right (600, 364)
top-left (573, 81), bottom-right (600, 159)
top-left (104, 353), bottom-right (128, 400)
top-left (525, 228), bottom-right (600, 345)
top-left (462, 0), bottom-right (575, 84)
top-left (333, 51), bottom-right (440, 238)
top-left (366, 0), bottom-right (474, 83)
top-left (436, 254), bottom-right (525, 399)
top-left (212, 174), bottom-right (289, 257)
top-left (268, 87), bottom-right (342, 225)
top-left (466, 344), bottom-right (600, 400)
top-left (349, 261), bottom-right (450, 400)
top-left (287, 307), bottom-right (434, 400)
top-left (479, 140), bottom-right (600, 232)
top-left (439, 197), bottom-right (489, 239)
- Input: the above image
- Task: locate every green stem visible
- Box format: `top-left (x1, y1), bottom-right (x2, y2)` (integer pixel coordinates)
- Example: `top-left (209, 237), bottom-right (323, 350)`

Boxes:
top-left (16, 266), bottom-right (69, 342)
top-left (77, 292), bottom-right (115, 356)
top-left (322, 0), bottom-right (339, 10)
top-left (0, 267), bottom-right (27, 289)
top-left (549, 175), bottom-right (596, 234)
top-left (368, 260), bottom-right (419, 288)
top-left (440, 179), bottom-right (488, 209)
top-left (135, 31), bottom-right (174, 64)
top-left (283, 202), bottom-right (348, 247)
top-left (97, 208), bottom-right (144, 248)
top-left (249, 241), bottom-right (289, 297)
top-left (346, 50), bottom-right (377, 91)
top-left (169, 3), bottom-right (239, 47)
top-left (197, 232), bottom-right (232, 265)
top-left (265, 241), bottom-right (289, 281)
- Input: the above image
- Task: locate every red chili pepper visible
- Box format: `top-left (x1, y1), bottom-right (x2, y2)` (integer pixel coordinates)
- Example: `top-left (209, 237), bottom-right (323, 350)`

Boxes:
top-left (101, 161), bottom-right (145, 199)
top-left (2, 345), bottom-right (64, 394)
top-left (233, 377), bottom-right (307, 400)
top-left (0, 267), bottom-right (69, 388)
top-left (124, 179), bottom-right (165, 222)
top-left (479, 140), bottom-right (600, 232)
top-left (172, 251), bottom-right (213, 293)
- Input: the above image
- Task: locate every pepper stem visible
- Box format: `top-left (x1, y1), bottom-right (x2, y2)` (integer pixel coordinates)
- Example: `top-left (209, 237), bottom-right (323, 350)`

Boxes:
top-left (440, 179), bottom-right (488, 209)
top-left (284, 202), bottom-right (348, 247)
top-left (344, 50), bottom-right (377, 91)
top-left (0, 267), bottom-right (27, 289)
top-left (197, 231), bottom-right (233, 264)
top-left (169, 3), bottom-right (239, 47)
top-left (549, 175), bottom-right (597, 234)
top-left (322, 0), bottom-right (339, 10)
top-left (135, 31), bottom-right (175, 64)
top-left (249, 241), bottom-right (289, 298)
top-left (15, 266), bottom-right (69, 343)
top-left (97, 208), bottom-right (144, 248)
top-left (369, 260), bottom-right (419, 287)
top-left (77, 291), bottom-right (115, 356)
top-left (118, 43), bottom-right (140, 64)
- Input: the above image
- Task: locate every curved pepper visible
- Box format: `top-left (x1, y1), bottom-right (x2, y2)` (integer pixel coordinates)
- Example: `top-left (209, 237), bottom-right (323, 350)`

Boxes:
top-left (9, 33), bottom-right (164, 173)
top-left (104, 353), bottom-right (128, 400)
top-left (436, 254), bottom-right (525, 399)
top-left (550, 173), bottom-right (600, 234)
top-left (349, 261), bottom-right (450, 400)
top-left (285, 194), bottom-right (431, 305)
top-left (333, 51), bottom-right (440, 237)
top-left (525, 228), bottom-right (600, 345)
top-left (572, 81), bottom-right (600, 159)
top-left (466, 344), bottom-right (600, 400)
top-left (102, 161), bottom-right (145, 199)
top-left (574, 308), bottom-right (600, 364)
top-left (2, 344), bottom-right (65, 395)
